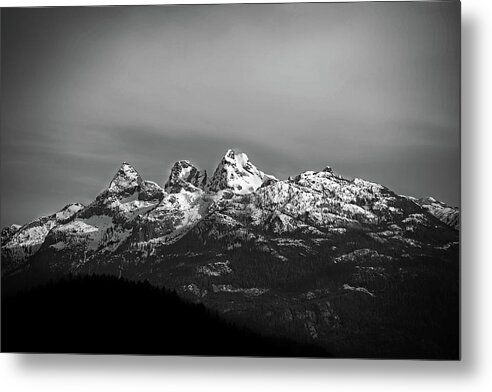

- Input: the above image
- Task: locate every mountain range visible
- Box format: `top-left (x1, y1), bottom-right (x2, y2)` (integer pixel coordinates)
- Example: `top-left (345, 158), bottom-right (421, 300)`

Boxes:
top-left (1, 149), bottom-right (460, 358)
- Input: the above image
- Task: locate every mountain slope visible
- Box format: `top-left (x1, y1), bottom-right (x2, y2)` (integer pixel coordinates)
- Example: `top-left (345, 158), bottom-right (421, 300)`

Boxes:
top-left (412, 196), bottom-right (459, 229)
top-left (1, 149), bottom-right (459, 358)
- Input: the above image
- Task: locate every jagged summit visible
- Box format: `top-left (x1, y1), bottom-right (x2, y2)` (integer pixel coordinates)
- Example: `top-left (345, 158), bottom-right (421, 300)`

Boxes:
top-left (108, 162), bottom-right (143, 195)
top-left (86, 162), bottom-right (164, 215)
top-left (165, 160), bottom-right (207, 193)
top-left (207, 149), bottom-right (277, 194)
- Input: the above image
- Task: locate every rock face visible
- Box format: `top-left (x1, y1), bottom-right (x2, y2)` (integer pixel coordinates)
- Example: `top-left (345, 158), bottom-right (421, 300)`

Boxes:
top-left (140, 180), bottom-right (165, 202)
top-left (1, 149), bottom-right (459, 357)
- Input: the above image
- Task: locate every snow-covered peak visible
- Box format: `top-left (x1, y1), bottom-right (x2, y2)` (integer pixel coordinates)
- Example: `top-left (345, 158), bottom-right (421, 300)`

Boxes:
top-left (165, 160), bottom-right (207, 193)
top-left (108, 162), bottom-right (143, 195)
top-left (223, 149), bottom-right (249, 166)
top-left (207, 149), bottom-right (277, 194)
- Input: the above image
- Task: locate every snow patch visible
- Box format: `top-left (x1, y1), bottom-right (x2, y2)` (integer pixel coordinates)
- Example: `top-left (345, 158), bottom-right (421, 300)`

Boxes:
top-left (343, 283), bottom-right (376, 297)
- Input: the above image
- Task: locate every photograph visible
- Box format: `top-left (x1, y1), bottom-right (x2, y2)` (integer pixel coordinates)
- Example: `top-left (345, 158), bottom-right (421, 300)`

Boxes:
top-left (1, 1), bottom-right (460, 359)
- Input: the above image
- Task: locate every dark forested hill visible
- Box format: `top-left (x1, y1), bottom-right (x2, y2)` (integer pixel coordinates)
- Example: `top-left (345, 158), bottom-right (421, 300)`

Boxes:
top-left (1, 274), bottom-right (330, 357)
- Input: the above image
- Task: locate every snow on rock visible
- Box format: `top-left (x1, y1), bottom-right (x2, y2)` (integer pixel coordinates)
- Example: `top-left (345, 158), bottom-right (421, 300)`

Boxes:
top-left (436, 241), bottom-right (459, 250)
top-left (207, 149), bottom-right (277, 194)
top-left (250, 171), bottom-right (390, 229)
top-left (267, 211), bottom-right (303, 233)
top-left (17, 164), bottom-right (164, 270)
top-left (50, 217), bottom-right (103, 249)
top-left (402, 213), bottom-right (429, 232)
top-left (402, 213), bottom-right (427, 225)
top-left (137, 188), bottom-right (210, 244)
top-left (2, 221), bottom-right (52, 258)
top-left (1, 224), bottom-right (21, 245)
top-left (272, 238), bottom-right (310, 250)
top-left (1, 203), bottom-right (85, 271)
top-left (400, 237), bottom-right (422, 248)
top-left (182, 283), bottom-right (208, 298)
top-left (55, 203), bottom-right (84, 221)
top-left (197, 260), bottom-right (232, 276)
top-left (212, 284), bottom-right (269, 297)
top-left (52, 219), bottom-right (99, 236)
top-left (414, 196), bottom-right (459, 229)
top-left (343, 283), bottom-right (376, 297)
top-left (50, 214), bottom-right (132, 253)
top-left (165, 160), bottom-right (207, 193)
top-left (79, 164), bottom-right (163, 223)
top-left (112, 196), bottom-right (159, 221)
top-left (107, 164), bottom-right (164, 203)
top-left (334, 249), bottom-right (393, 265)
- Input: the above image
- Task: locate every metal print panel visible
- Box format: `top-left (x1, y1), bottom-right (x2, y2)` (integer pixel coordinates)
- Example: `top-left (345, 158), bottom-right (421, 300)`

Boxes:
top-left (0, 1), bottom-right (460, 359)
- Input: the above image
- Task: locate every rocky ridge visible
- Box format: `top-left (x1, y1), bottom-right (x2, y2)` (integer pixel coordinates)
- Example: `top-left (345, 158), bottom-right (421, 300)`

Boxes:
top-left (1, 149), bottom-right (459, 276)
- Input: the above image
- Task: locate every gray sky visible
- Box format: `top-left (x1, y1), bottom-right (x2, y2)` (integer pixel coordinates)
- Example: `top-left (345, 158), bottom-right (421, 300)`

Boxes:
top-left (0, 2), bottom-right (460, 227)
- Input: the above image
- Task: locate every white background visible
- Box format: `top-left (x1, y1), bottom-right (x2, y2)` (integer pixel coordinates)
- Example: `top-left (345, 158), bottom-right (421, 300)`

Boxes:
top-left (0, 0), bottom-right (490, 391)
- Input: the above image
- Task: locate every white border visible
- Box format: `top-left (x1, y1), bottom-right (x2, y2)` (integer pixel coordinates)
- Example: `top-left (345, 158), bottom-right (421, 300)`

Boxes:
top-left (2, 1), bottom-right (492, 391)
